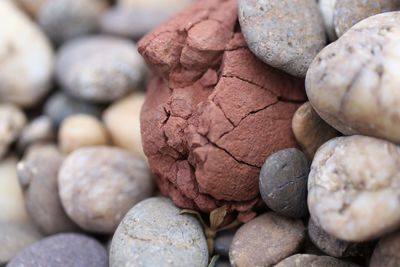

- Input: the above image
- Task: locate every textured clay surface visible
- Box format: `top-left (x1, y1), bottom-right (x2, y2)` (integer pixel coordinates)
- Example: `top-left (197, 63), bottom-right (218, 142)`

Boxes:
top-left (308, 135), bottom-right (400, 242)
top-left (370, 231), bottom-right (400, 267)
top-left (275, 254), bottom-right (358, 267)
top-left (139, 0), bottom-right (306, 217)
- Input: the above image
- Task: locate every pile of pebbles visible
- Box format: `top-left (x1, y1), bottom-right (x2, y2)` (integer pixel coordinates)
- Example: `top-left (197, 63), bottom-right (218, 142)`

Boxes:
top-left (1, 0), bottom-right (400, 266)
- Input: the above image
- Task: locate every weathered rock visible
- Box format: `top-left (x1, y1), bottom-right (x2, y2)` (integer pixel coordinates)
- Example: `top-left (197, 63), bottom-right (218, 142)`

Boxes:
top-left (59, 114), bottom-right (109, 154)
top-left (38, 0), bottom-right (108, 44)
top-left (0, 0), bottom-right (54, 107)
top-left (308, 219), bottom-right (368, 258)
top-left (103, 92), bottom-right (145, 158)
top-left (229, 213), bottom-right (305, 267)
top-left (275, 254), bottom-right (359, 267)
top-left (17, 144), bottom-right (79, 235)
top-left (0, 157), bottom-right (29, 223)
top-left (259, 148), bottom-right (309, 218)
top-left (333, 0), bottom-right (400, 37)
top-left (17, 116), bottom-right (54, 152)
top-left (7, 233), bottom-right (108, 267)
top-left (238, 0), bottom-right (326, 77)
top-left (58, 147), bottom-right (154, 233)
top-left (306, 12), bottom-right (400, 144)
top-left (0, 104), bottom-right (27, 159)
top-left (370, 231), bottom-right (400, 267)
top-left (44, 92), bottom-right (102, 126)
top-left (56, 35), bottom-right (145, 103)
top-left (139, 0), bottom-right (306, 215)
top-left (319, 0), bottom-right (337, 41)
top-left (110, 197), bottom-right (208, 267)
top-left (308, 135), bottom-right (400, 241)
top-left (0, 223), bottom-right (42, 265)
top-left (292, 102), bottom-right (339, 159)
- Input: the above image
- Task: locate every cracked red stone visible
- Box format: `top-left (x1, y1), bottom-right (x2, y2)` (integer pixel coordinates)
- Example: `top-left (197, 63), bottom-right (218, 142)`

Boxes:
top-left (138, 0), bottom-right (306, 219)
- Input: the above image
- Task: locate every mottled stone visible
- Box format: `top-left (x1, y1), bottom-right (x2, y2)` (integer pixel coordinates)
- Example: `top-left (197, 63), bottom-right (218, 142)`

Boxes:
top-left (259, 148), bottom-right (309, 218)
top-left (7, 233), bottom-right (108, 267)
top-left (306, 12), bottom-right (400, 144)
top-left (56, 35), bottom-right (145, 103)
top-left (0, 104), bottom-right (26, 159)
top-left (238, 0), bottom-right (326, 77)
top-left (333, 0), bottom-right (400, 37)
top-left (0, 0), bottom-right (54, 107)
top-left (17, 144), bottom-right (79, 235)
top-left (110, 197), bottom-right (208, 267)
top-left (292, 102), bottom-right (339, 159)
top-left (229, 213), bottom-right (305, 267)
top-left (370, 231), bottom-right (400, 267)
top-left (275, 254), bottom-right (359, 267)
top-left (308, 136), bottom-right (400, 241)
top-left (58, 147), bottom-right (154, 233)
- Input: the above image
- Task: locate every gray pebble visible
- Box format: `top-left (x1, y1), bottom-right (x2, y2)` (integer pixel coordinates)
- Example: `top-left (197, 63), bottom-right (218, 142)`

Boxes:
top-left (56, 35), bottom-right (145, 103)
top-left (259, 148), bottom-right (309, 218)
top-left (275, 254), bottom-right (359, 267)
top-left (370, 231), bottom-right (400, 267)
top-left (7, 233), bottom-right (108, 267)
top-left (308, 219), bottom-right (368, 258)
top-left (238, 0), bottom-right (326, 77)
top-left (17, 144), bottom-right (79, 235)
top-left (0, 223), bottom-right (42, 265)
top-left (38, 0), bottom-right (108, 44)
top-left (17, 116), bottom-right (54, 153)
top-left (215, 259), bottom-right (231, 267)
top-left (333, 0), bottom-right (400, 37)
top-left (214, 230), bottom-right (234, 259)
top-left (110, 197), bottom-right (208, 267)
top-left (44, 92), bottom-right (102, 126)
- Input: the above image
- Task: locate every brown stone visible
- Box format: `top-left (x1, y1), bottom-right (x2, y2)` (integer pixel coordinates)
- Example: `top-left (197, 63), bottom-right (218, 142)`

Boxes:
top-left (370, 231), bottom-right (400, 267)
top-left (138, 0), bottom-right (306, 216)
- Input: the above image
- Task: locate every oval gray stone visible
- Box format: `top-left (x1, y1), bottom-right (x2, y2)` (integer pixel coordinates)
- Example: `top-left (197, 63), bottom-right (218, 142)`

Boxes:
top-left (110, 197), bottom-right (208, 267)
top-left (259, 148), bottom-right (309, 218)
top-left (238, 0), bottom-right (326, 77)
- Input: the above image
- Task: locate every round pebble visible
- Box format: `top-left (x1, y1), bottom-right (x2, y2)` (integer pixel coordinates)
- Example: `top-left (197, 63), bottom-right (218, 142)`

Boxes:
top-left (229, 212), bottom-right (305, 267)
top-left (58, 147), bottom-right (154, 233)
top-left (275, 254), bottom-right (358, 267)
top-left (7, 233), bottom-right (108, 267)
top-left (292, 102), bottom-right (339, 159)
top-left (0, 157), bottom-right (29, 223)
top-left (214, 230), bottom-right (234, 259)
top-left (306, 12), bottom-right (400, 144)
top-left (0, 0), bottom-right (54, 108)
top-left (0, 104), bottom-right (27, 159)
top-left (308, 219), bottom-right (368, 258)
top-left (44, 92), bottom-right (102, 126)
top-left (319, 0), bottom-right (337, 41)
top-left (103, 92), bottom-right (145, 158)
top-left (38, 0), bottom-right (108, 44)
top-left (17, 144), bottom-right (79, 235)
top-left (333, 0), bottom-right (400, 37)
top-left (59, 114), bottom-right (110, 154)
top-left (14, 0), bottom-right (46, 18)
top-left (259, 148), bottom-right (310, 218)
top-left (238, 0), bottom-right (326, 77)
top-left (56, 35), bottom-right (145, 103)
top-left (110, 197), bottom-right (208, 267)
top-left (0, 223), bottom-right (42, 265)
top-left (370, 231), bottom-right (400, 267)
top-left (308, 135), bottom-right (400, 242)
top-left (17, 116), bottom-right (54, 152)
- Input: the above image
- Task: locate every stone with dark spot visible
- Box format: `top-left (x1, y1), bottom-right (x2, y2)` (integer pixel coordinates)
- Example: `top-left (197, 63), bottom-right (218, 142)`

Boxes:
top-left (138, 0), bottom-right (306, 218)
top-left (259, 148), bottom-right (309, 218)
top-left (7, 233), bottom-right (108, 267)
top-left (110, 197), bottom-right (208, 267)
top-left (275, 254), bottom-right (359, 267)
top-left (214, 230), bottom-right (234, 259)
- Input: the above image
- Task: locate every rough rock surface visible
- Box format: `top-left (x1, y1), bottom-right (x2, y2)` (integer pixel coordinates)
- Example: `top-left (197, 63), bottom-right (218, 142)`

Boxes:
top-left (370, 231), bottom-right (400, 267)
top-left (275, 254), bottom-right (358, 267)
top-left (308, 135), bottom-right (400, 242)
top-left (306, 12), bottom-right (400, 144)
top-left (138, 0), bottom-right (306, 216)
top-left (110, 197), bottom-right (208, 267)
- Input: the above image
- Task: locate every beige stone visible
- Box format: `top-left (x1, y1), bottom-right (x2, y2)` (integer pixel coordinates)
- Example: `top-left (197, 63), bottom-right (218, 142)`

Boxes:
top-left (103, 92), bottom-right (145, 158)
top-left (59, 114), bottom-right (110, 154)
top-left (0, 104), bottom-right (27, 158)
top-left (292, 102), bottom-right (339, 159)
top-left (306, 12), bottom-right (400, 144)
top-left (308, 135), bottom-right (400, 242)
top-left (14, 0), bottom-right (46, 18)
top-left (319, 0), bottom-right (337, 41)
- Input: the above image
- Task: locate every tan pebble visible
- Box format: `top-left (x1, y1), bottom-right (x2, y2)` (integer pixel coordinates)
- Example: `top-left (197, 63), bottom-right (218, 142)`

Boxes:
top-left (0, 104), bottom-right (27, 158)
top-left (59, 114), bottom-right (110, 154)
top-left (292, 102), bottom-right (339, 159)
top-left (14, 0), bottom-right (47, 18)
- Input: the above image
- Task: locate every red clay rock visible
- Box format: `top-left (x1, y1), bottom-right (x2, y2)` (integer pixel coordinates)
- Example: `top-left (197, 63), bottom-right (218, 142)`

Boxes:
top-left (139, 0), bottom-right (306, 218)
